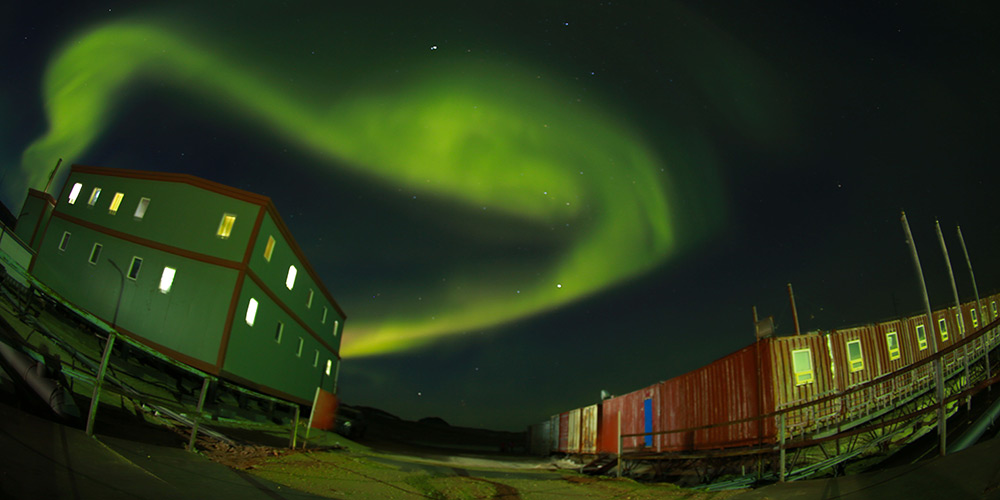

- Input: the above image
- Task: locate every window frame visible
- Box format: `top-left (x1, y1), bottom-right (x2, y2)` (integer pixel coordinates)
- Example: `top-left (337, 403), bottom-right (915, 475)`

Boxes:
top-left (246, 298), bottom-right (258, 327)
top-left (88, 243), bottom-right (102, 265)
top-left (264, 235), bottom-right (276, 262)
top-left (127, 256), bottom-right (143, 280)
top-left (971, 308), bottom-right (979, 329)
top-left (68, 183), bottom-right (83, 204)
top-left (938, 318), bottom-right (949, 342)
top-left (109, 192), bottom-right (125, 215)
top-left (134, 197), bottom-right (151, 220)
top-left (58, 231), bottom-right (71, 251)
top-left (217, 213), bottom-right (237, 239)
top-left (791, 348), bottom-right (814, 386)
top-left (916, 324), bottom-right (928, 350)
top-left (886, 331), bottom-right (901, 361)
top-left (846, 339), bottom-right (864, 372)
top-left (313, 350), bottom-right (320, 368)
top-left (158, 267), bottom-right (176, 294)
top-left (285, 265), bottom-right (297, 290)
top-left (296, 337), bottom-right (304, 357)
top-left (274, 322), bottom-right (284, 344)
top-left (88, 187), bottom-right (102, 206)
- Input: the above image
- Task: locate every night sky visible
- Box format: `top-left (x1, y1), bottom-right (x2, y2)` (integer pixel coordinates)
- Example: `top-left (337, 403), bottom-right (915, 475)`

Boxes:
top-left (3, 2), bottom-right (999, 430)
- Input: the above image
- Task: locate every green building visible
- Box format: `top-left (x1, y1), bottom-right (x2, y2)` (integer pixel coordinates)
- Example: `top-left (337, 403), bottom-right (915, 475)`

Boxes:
top-left (26, 165), bottom-right (345, 404)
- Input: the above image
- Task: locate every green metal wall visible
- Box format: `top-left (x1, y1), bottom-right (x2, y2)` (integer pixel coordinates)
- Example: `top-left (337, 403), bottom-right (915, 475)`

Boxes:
top-left (247, 211), bottom-right (344, 346)
top-left (32, 216), bottom-right (235, 366)
top-left (57, 172), bottom-right (259, 262)
top-left (224, 278), bottom-right (338, 402)
top-left (13, 193), bottom-right (52, 250)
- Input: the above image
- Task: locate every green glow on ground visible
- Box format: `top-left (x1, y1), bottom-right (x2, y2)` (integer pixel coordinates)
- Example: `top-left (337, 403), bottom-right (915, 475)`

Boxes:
top-left (16, 21), bottom-right (718, 357)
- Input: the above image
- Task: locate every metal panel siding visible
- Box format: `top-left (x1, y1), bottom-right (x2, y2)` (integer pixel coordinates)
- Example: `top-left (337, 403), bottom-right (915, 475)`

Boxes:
top-left (549, 414), bottom-right (560, 453)
top-left (657, 342), bottom-right (774, 451)
top-left (580, 404), bottom-right (599, 454)
top-left (567, 408), bottom-right (582, 453)
top-left (597, 384), bottom-right (659, 452)
top-left (769, 334), bottom-right (839, 433)
top-left (557, 412), bottom-right (570, 453)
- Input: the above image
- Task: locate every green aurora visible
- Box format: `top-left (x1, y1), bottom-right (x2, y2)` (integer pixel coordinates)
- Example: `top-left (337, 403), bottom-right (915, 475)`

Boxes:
top-left (13, 20), bottom-right (743, 357)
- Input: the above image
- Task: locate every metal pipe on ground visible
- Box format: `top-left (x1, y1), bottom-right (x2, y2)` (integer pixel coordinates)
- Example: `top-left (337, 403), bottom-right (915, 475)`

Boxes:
top-left (0, 340), bottom-right (77, 419)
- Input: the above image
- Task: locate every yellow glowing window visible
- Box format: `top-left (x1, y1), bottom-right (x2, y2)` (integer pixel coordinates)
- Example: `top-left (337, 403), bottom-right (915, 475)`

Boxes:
top-left (325, 359), bottom-right (332, 376)
top-left (993, 302), bottom-right (998, 320)
top-left (307, 289), bottom-right (314, 308)
top-left (938, 318), bottom-right (949, 342)
top-left (109, 192), bottom-right (124, 214)
top-left (886, 331), bottom-right (900, 361)
top-left (792, 348), bottom-right (813, 385)
top-left (916, 324), bottom-right (928, 350)
top-left (68, 183), bottom-right (83, 204)
top-left (296, 337), bottom-right (304, 357)
top-left (263, 235), bottom-right (275, 261)
top-left (971, 308), bottom-right (979, 329)
top-left (217, 213), bottom-right (236, 239)
top-left (134, 197), bottom-right (150, 219)
top-left (246, 298), bottom-right (258, 327)
top-left (274, 322), bottom-right (284, 343)
top-left (847, 340), bottom-right (864, 372)
top-left (88, 188), bottom-right (101, 206)
top-left (285, 265), bottom-right (297, 290)
top-left (158, 267), bottom-right (176, 294)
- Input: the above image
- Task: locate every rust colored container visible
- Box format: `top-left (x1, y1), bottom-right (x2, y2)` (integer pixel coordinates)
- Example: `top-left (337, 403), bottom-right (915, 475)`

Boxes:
top-left (828, 325), bottom-right (886, 414)
top-left (557, 412), bottom-right (569, 453)
top-left (598, 383), bottom-right (660, 453)
top-left (580, 404), bottom-right (600, 454)
top-left (768, 333), bottom-right (838, 434)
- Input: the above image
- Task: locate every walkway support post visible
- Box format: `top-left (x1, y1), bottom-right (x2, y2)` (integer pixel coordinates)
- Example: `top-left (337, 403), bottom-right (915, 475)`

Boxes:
top-left (187, 377), bottom-right (211, 451)
top-left (779, 412), bottom-right (786, 482)
top-left (901, 212), bottom-right (947, 457)
top-left (957, 226), bottom-right (989, 388)
top-left (86, 331), bottom-right (117, 436)
top-left (935, 220), bottom-right (971, 410)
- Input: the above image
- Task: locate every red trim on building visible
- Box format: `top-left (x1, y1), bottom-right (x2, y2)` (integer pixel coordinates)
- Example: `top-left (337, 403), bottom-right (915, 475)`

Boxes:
top-left (102, 323), bottom-right (219, 376)
top-left (52, 211), bottom-right (243, 270)
top-left (216, 272), bottom-right (245, 370)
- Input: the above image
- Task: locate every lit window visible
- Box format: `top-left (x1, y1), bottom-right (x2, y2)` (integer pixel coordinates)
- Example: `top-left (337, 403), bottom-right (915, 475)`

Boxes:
top-left (971, 308), bottom-right (979, 329)
top-left (938, 318), bottom-right (949, 342)
top-left (322, 307), bottom-right (328, 324)
top-left (89, 243), bottom-right (102, 265)
top-left (127, 256), bottom-right (142, 280)
top-left (109, 192), bottom-right (124, 215)
top-left (159, 267), bottom-right (176, 293)
top-left (916, 324), bottom-right (928, 350)
top-left (88, 188), bottom-right (102, 206)
top-left (68, 183), bottom-right (83, 204)
top-left (886, 331), bottom-right (900, 361)
top-left (217, 213), bottom-right (236, 239)
top-left (134, 197), bottom-right (150, 219)
top-left (792, 348), bottom-right (813, 385)
top-left (285, 265), bottom-right (297, 290)
top-left (274, 322), bottom-right (284, 343)
top-left (58, 231), bottom-right (70, 251)
top-left (333, 320), bottom-right (339, 338)
top-left (993, 302), bottom-right (998, 320)
top-left (313, 350), bottom-right (320, 367)
top-left (296, 337), bottom-right (304, 357)
top-left (957, 313), bottom-right (965, 335)
top-left (246, 298), bottom-right (258, 326)
top-left (325, 359), bottom-right (332, 376)
top-left (847, 340), bottom-right (864, 372)
top-left (264, 235), bottom-right (275, 261)
top-left (307, 289), bottom-right (314, 308)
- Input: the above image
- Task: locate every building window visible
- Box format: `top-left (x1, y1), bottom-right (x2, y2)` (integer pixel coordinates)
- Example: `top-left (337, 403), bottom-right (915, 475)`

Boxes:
top-left (127, 256), bottom-right (142, 280)
top-left (264, 235), bottom-right (275, 262)
top-left (296, 337), bottom-right (304, 357)
top-left (313, 350), bottom-right (320, 368)
top-left (333, 320), bottom-right (339, 338)
top-left (916, 324), bottom-right (928, 350)
top-left (792, 348), bottom-right (813, 386)
top-left (325, 359), bottom-right (332, 376)
top-left (847, 340), bottom-right (864, 372)
top-left (993, 301), bottom-right (998, 320)
top-left (246, 298), bottom-right (258, 326)
top-left (68, 183), bottom-right (83, 204)
top-left (957, 313), bottom-right (965, 335)
top-left (134, 197), bottom-right (150, 220)
top-left (217, 213), bottom-right (236, 239)
top-left (938, 318), bottom-right (949, 342)
top-left (109, 192), bottom-right (125, 215)
top-left (274, 322), bottom-right (284, 343)
top-left (89, 243), bottom-right (102, 265)
top-left (971, 308), bottom-right (979, 329)
top-left (307, 289), bottom-right (314, 308)
top-left (88, 188), bottom-right (102, 206)
top-left (322, 307), bottom-right (328, 324)
top-left (159, 267), bottom-right (176, 293)
top-left (285, 265), bottom-right (297, 290)
top-left (58, 231), bottom-right (71, 251)
top-left (886, 331), bottom-right (900, 361)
